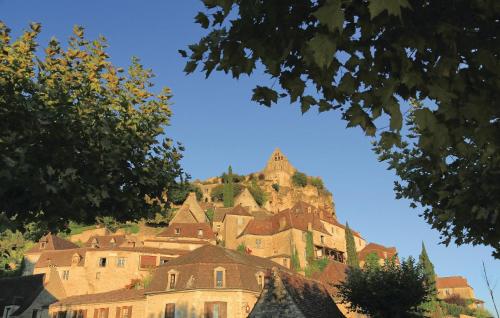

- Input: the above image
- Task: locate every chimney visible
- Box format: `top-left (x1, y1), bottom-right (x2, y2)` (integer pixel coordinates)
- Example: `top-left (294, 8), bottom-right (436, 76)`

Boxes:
top-left (307, 222), bottom-right (312, 231)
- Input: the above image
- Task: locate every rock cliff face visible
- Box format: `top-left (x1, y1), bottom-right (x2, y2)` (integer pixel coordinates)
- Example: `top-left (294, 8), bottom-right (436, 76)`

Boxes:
top-left (195, 148), bottom-right (336, 218)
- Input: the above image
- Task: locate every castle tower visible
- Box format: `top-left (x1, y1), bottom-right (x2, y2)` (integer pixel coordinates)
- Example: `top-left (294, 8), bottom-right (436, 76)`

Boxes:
top-left (262, 148), bottom-right (296, 186)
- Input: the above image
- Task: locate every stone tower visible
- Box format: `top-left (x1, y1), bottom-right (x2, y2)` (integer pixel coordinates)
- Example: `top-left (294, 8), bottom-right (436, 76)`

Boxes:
top-left (262, 148), bottom-right (296, 186)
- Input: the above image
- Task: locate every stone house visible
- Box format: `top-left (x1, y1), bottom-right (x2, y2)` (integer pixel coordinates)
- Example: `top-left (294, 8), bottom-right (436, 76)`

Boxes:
top-left (48, 245), bottom-right (346, 318)
top-left (32, 246), bottom-right (188, 297)
top-left (0, 267), bottom-right (66, 318)
top-left (143, 223), bottom-right (216, 251)
top-left (230, 202), bottom-right (366, 269)
top-left (170, 192), bottom-right (208, 224)
top-left (249, 268), bottom-right (345, 318)
top-left (234, 188), bottom-right (260, 212)
top-left (23, 234), bottom-right (79, 276)
top-left (357, 242), bottom-right (398, 267)
top-left (436, 276), bottom-right (484, 309)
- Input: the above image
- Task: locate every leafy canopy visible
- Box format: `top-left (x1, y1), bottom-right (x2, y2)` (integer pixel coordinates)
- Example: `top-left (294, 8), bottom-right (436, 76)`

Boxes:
top-left (345, 223), bottom-right (360, 268)
top-left (184, 0), bottom-right (500, 257)
top-left (0, 23), bottom-right (187, 231)
top-left (337, 256), bottom-right (432, 318)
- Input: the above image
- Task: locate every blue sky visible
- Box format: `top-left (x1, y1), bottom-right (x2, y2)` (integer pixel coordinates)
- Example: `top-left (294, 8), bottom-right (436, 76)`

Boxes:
top-left (2, 0), bottom-right (498, 311)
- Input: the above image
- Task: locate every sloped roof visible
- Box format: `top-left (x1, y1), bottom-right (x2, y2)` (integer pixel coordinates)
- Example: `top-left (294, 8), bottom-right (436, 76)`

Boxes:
top-left (311, 261), bottom-right (349, 296)
top-left (249, 268), bottom-right (345, 318)
top-left (234, 188), bottom-right (259, 210)
top-left (239, 204), bottom-right (329, 237)
top-left (278, 270), bottom-right (346, 318)
top-left (213, 207), bottom-right (232, 223)
top-left (0, 274), bottom-right (45, 314)
top-left (181, 192), bottom-right (207, 223)
top-left (84, 235), bottom-right (127, 248)
top-left (358, 242), bottom-right (398, 262)
top-left (156, 223), bottom-right (216, 240)
top-left (26, 234), bottom-right (79, 254)
top-left (147, 245), bottom-right (286, 293)
top-left (53, 289), bottom-right (145, 306)
top-left (225, 204), bottom-right (252, 218)
top-left (436, 276), bottom-right (471, 289)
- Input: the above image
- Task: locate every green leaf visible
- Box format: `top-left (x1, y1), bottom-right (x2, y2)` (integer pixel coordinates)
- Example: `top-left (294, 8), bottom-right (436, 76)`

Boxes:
top-left (307, 34), bottom-right (336, 68)
top-left (184, 61), bottom-right (198, 74)
top-left (178, 50), bottom-right (188, 58)
top-left (195, 12), bottom-right (210, 29)
top-left (313, 0), bottom-right (344, 33)
top-left (382, 97), bottom-right (403, 131)
top-left (251, 86), bottom-right (278, 107)
top-left (368, 0), bottom-right (411, 19)
top-left (300, 95), bottom-right (317, 114)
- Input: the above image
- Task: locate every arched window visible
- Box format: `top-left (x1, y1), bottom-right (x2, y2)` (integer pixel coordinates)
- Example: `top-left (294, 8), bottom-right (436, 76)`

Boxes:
top-left (255, 271), bottom-right (265, 289)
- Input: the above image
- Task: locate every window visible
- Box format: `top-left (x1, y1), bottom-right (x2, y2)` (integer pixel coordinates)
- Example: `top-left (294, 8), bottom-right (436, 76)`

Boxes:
top-left (164, 304), bottom-right (175, 318)
top-left (94, 309), bottom-right (108, 318)
top-left (40, 242), bottom-right (46, 249)
top-left (62, 270), bottom-right (70, 280)
top-left (98, 257), bottom-right (107, 267)
top-left (256, 273), bottom-right (265, 289)
top-left (57, 311), bottom-right (67, 318)
top-left (174, 228), bottom-right (180, 235)
top-left (160, 257), bottom-right (169, 265)
top-left (117, 257), bottom-right (126, 267)
top-left (71, 310), bottom-right (86, 318)
top-left (198, 229), bottom-right (204, 237)
top-left (169, 273), bottom-right (176, 289)
top-left (3, 306), bottom-right (18, 318)
top-left (255, 239), bottom-right (262, 248)
top-left (32, 310), bottom-right (39, 318)
top-left (320, 235), bottom-right (325, 244)
top-left (215, 270), bottom-right (224, 288)
top-left (116, 307), bottom-right (131, 318)
top-left (204, 302), bottom-right (227, 318)
top-left (283, 258), bottom-right (288, 267)
top-left (96, 272), bottom-right (101, 280)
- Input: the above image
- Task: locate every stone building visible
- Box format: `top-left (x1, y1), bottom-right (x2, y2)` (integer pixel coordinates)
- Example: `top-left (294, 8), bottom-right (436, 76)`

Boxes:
top-left (436, 276), bottom-right (485, 309)
top-left (249, 268), bottom-right (344, 318)
top-left (170, 192), bottom-right (208, 224)
top-left (48, 245), bottom-right (346, 318)
top-left (234, 188), bottom-right (260, 212)
top-left (0, 268), bottom-right (66, 318)
top-left (32, 245), bottom-right (188, 297)
top-left (261, 148), bottom-right (296, 186)
top-left (357, 242), bottom-right (398, 267)
top-left (23, 234), bottom-right (80, 276)
top-left (227, 202), bottom-right (365, 269)
top-left (143, 222), bottom-right (216, 251)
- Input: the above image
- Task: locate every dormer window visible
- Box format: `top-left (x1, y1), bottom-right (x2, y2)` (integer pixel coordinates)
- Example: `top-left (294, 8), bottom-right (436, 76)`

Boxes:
top-left (71, 253), bottom-right (80, 266)
top-left (197, 229), bottom-right (203, 237)
top-left (40, 242), bottom-right (46, 249)
top-left (256, 272), bottom-right (265, 289)
top-left (91, 238), bottom-right (99, 248)
top-left (110, 238), bottom-right (116, 246)
top-left (320, 235), bottom-right (325, 244)
top-left (174, 228), bottom-right (180, 235)
top-left (167, 270), bottom-right (178, 290)
top-left (214, 267), bottom-right (226, 288)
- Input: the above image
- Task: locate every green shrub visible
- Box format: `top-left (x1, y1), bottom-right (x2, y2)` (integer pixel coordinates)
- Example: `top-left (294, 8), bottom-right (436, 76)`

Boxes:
top-left (272, 183), bottom-right (280, 192)
top-left (292, 171), bottom-right (307, 187)
top-left (211, 184), bottom-right (243, 202)
top-left (237, 243), bottom-right (247, 253)
top-left (249, 181), bottom-right (267, 207)
top-left (95, 216), bottom-right (119, 232)
top-left (206, 208), bottom-right (214, 223)
top-left (291, 245), bottom-right (301, 271)
top-left (121, 223), bottom-right (140, 234)
top-left (310, 177), bottom-right (325, 190)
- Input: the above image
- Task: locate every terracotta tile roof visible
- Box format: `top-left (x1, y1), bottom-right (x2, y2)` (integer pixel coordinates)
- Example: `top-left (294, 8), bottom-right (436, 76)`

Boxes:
top-left (147, 245), bottom-right (288, 293)
top-left (239, 204), bottom-right (330, 236)
top-left (277, 270), bottom-right (346, 318)
top-left (436, 276), bottom-right (471, 289)
top-left (26, 234), bottom-right (79, 254)
top-left (311, 261), bottom-right (348, 296)
top-left (34, 246), bottom-right (188, 268)
top-left (358, 242), bottom-right (398, 262)
top-left (225, 204), bottom-right (252, 217)
top-left (84, 235), bottom-right (127, 248)
top-left (156, 223), bottom-right (216, 240)
top-left (213, 207), bottom-right (231, 223)
top-left (250, 209), bottom-right (272, 220)
top-left (0, 274), bottom-right (45, 315)
top-left (53, 289), bottom-right (145, 306)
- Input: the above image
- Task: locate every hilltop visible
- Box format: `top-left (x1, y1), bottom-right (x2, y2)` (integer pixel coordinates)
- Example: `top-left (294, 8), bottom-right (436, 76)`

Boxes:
top-left (193, 148), bottom-right (336, 217)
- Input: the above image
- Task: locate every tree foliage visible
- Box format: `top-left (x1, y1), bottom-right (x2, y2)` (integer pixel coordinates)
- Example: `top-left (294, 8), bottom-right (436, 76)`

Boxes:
top-left (418, 242), bottom-right (436, 297)
top-left (185, 0), bottom-right (500, 257)
top-left (248, 180), bottom-right (267, 207)
top-left (223, 165), bottom-right (234, 207)
top-left (345, 223), bottom-right (360, 268)
top-left (0, 23), bottom-right (187, 231)
top-left (292, 171), bottom-right (308, 187)
top-left (337, 256), bottom-right (432, 318)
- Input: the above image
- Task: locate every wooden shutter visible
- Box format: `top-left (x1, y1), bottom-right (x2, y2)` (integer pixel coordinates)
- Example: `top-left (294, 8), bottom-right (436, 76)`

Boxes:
top-left (115, 307), bottom-right (121, 318)
top-left (93, 309), bottom-right (98, 318)
top-left (219, 302), bottom-right (227, 318)
top-left (82, 310), bottom-right (87, 318)
top-left (204, 303), bottom-right (213, 318)
top-left (164, 304), bottom-right (175, 318)
top-left (127, 306), bottom-right (132, 318)
top-left (140, 255), bottom-right (157, 269)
